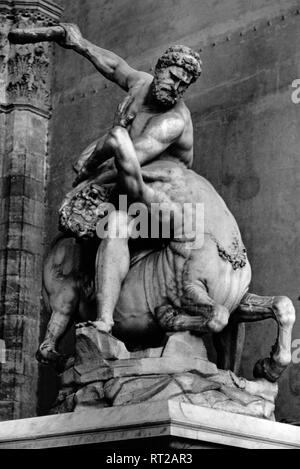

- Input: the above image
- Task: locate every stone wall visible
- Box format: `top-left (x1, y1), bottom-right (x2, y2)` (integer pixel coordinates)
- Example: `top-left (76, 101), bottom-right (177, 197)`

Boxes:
top-left (44, 0), bottom-right (300, 422)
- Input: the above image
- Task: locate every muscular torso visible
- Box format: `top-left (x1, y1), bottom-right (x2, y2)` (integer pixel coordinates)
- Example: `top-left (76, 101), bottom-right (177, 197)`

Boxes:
top-left (76, 77), bottom-right (194, 184)
top-left (120, 79), bottom-right (194, 169)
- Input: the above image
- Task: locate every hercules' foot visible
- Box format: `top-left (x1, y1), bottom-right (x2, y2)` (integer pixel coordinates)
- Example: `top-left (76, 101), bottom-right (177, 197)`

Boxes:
top-left (75, 321), bottom-right (90, 329)
top-left (253, 357), bottom-right (286, 383)
top-left (76, 320), bottom-right (113, 333)
top-left (90, 320), bottom-right (113, 333)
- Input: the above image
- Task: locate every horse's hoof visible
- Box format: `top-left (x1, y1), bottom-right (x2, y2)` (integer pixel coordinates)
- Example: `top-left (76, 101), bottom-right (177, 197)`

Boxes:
top-left (253, 357), bottom-right (284, 383)
top-left (36, 345), bottom-right (68, 374)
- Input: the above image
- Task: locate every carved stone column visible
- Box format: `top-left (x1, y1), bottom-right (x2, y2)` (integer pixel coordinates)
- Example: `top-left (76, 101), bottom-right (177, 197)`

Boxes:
top-left (0, 0), bottom-right (62, 420)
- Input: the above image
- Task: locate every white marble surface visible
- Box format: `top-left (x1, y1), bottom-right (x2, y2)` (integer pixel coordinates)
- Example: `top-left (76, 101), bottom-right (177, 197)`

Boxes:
top-left (0, 400), bottom-right (299, 449)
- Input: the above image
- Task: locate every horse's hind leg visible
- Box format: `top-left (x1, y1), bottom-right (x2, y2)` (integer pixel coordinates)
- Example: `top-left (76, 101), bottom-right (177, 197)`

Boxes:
top-left (232, 292), bottom-right (295, 382)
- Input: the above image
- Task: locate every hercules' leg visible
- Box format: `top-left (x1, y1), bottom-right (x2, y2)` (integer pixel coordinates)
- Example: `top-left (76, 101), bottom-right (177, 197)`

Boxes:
top-left (94, 210), bottom-right (132, 332)
top-left (233, 292), bottom-right (295, 382)
top-left (92, 127), bottom-right (141, 332)
top-left (107, 126), bottom-right (176, 210)
top-left (93, 126), bottom-right (179, 332)
top-left (107, 126), bottom-right (146, 200)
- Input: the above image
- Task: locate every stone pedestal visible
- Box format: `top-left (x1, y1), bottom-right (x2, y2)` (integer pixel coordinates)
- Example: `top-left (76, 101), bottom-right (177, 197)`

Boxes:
top-left (0, 399), bottom-right (299, 449)
top-left (51, 326), bottom-right (278, 421)
top-left (0, 0), bottom-right (62, 420)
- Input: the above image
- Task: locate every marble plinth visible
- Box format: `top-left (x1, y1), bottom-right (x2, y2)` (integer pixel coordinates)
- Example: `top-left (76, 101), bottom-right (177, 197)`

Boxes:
top-left (51, 327), bottom-right (278, 420)
top-left (0, 400), bottom-right (299, 449)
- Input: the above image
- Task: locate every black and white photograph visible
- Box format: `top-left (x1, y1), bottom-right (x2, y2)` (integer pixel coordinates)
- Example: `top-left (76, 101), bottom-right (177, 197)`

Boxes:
top-left (0, 0), bottom-right (300, 453)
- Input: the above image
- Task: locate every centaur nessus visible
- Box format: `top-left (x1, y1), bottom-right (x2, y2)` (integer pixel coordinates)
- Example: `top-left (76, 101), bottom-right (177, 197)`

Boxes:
top-left (9, 23), bottom-right (295, 383)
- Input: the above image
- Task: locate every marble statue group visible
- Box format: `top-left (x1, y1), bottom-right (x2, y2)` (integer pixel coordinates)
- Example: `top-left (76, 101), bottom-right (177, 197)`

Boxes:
top-left (9, 23), bottom-right (296, 417)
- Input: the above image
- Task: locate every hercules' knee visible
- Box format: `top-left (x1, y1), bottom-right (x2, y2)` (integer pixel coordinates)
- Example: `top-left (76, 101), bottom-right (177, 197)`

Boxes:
top-left (208, 305), bottom-right (229, 333)
top-left (107, 127), bottom-right (127, 150)
top-left (272, 296), bottom-right (295, 327)
top-left (110, 126), bottom-right (127, 139)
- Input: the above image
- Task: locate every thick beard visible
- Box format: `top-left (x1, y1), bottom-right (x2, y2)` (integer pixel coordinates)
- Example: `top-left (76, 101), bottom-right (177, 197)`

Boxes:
top-left (151, 83), bottom-right (178, 109)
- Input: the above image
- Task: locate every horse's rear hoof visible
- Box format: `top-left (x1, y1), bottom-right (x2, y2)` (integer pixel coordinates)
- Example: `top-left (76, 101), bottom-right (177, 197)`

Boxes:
top-left (253, 357), bottom-right (285, 383)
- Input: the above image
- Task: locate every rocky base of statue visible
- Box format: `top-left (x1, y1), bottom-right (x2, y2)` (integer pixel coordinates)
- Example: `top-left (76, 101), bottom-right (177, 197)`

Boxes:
top-left (49, 325), bottom-right (278, 420)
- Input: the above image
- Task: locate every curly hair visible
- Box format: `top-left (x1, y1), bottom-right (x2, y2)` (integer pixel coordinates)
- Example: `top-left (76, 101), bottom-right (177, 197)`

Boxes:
top-left (155, 45), bottom-right (202, 83)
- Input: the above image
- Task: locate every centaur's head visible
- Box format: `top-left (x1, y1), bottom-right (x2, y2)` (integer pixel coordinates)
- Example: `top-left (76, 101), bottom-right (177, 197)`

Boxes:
top-left (151, 45), bottom-right (202, 108)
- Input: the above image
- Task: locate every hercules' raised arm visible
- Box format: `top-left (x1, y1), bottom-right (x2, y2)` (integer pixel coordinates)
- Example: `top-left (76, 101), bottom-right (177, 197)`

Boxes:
top-left (9, 23), bottom-right (144, 91)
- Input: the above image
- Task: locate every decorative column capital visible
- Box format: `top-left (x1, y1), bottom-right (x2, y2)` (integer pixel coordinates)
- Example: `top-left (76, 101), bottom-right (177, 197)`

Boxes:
top-left (0, 1), bottom-right (63, 23)
top-left (0, 0), bottom-right (62, 420)
top-left (0, 0), bottom-right (62, 116)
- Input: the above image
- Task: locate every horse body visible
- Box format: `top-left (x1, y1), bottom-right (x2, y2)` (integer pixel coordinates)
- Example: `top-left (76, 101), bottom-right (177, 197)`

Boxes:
top-left (41, 164), bottom-right (294, 383)
top-left (99, 163), bottom-right (252, 346)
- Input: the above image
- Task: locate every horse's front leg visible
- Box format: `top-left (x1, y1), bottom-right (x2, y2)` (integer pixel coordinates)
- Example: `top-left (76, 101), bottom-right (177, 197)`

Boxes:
top-left (37, 280), bottom-right (79, 373)
top-left (38, 235), bottom-right (83, 369)
top-left (233, 292), bottom-right (295, 382)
